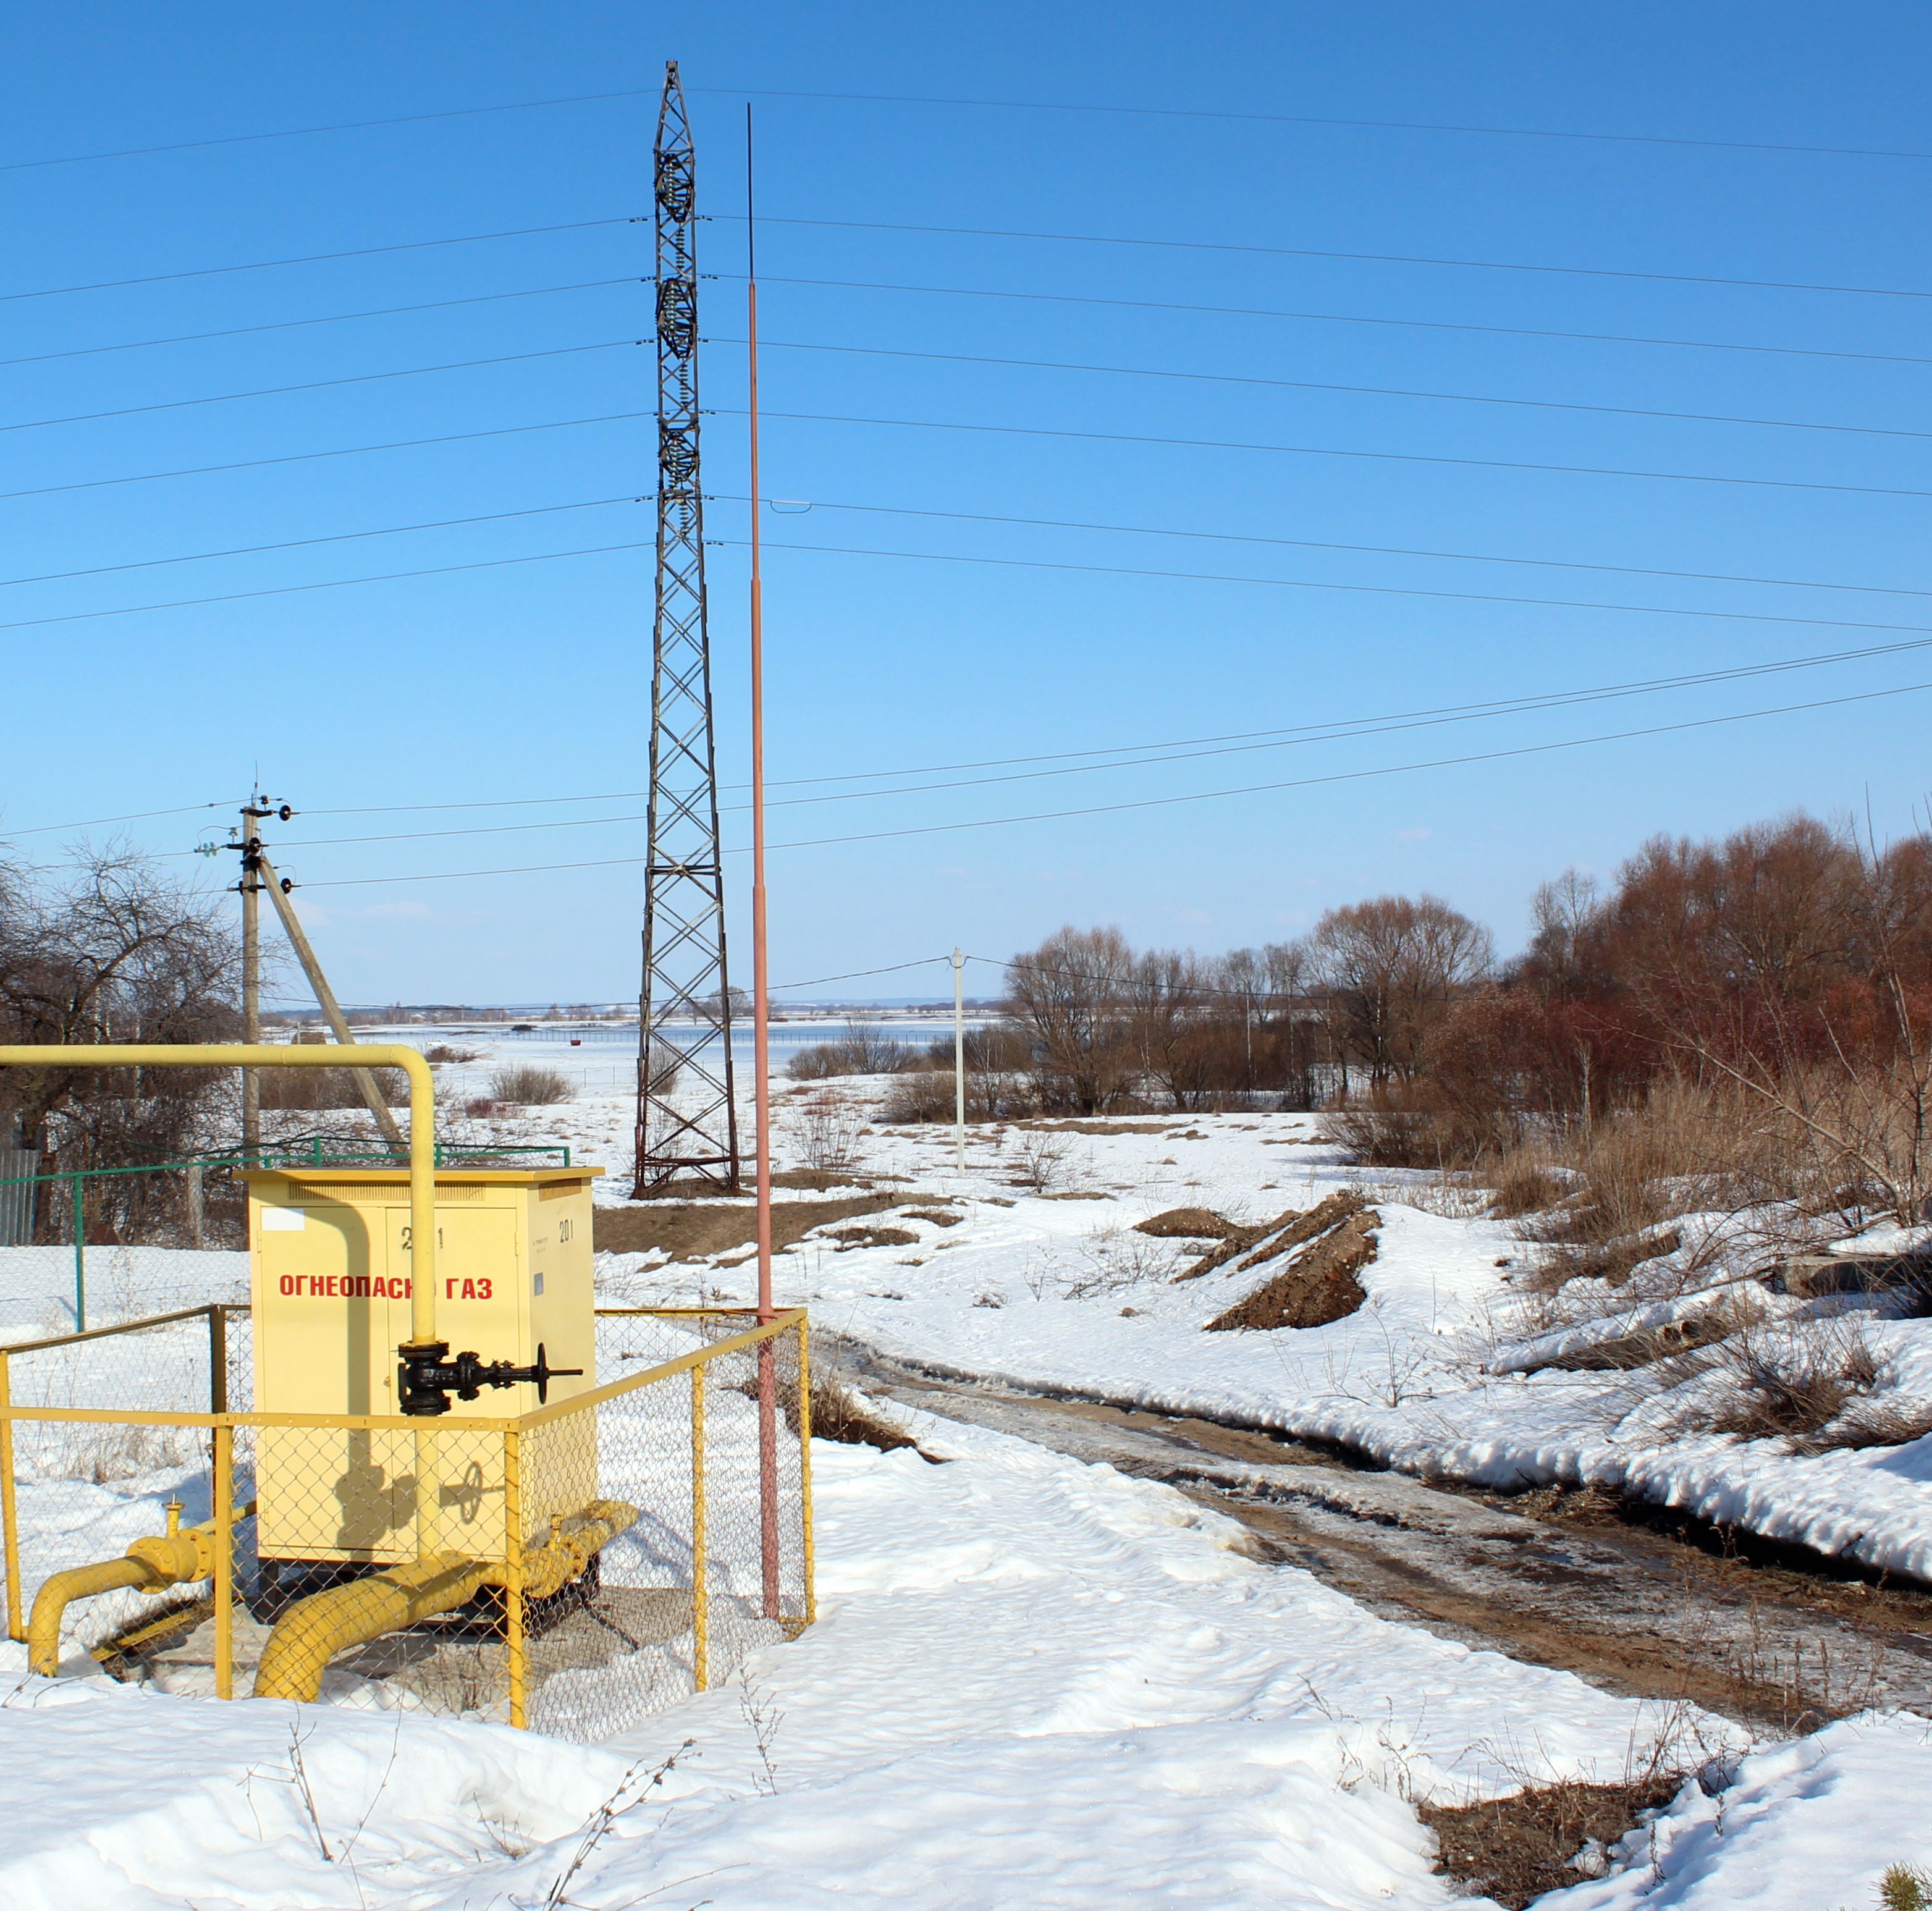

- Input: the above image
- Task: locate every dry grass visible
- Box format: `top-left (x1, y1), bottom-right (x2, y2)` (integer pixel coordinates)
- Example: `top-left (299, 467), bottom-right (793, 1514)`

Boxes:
top-left (822, 1225), bottom-right (920, 1252)
top-left (488, 1064), bottom-right (572, 1107)
top-left (259, 1065), bottom-right (407, 1110)
top-left (1421, 1773), bottom-right (1682, 1909)
top-left (423, 1045), bottom-right (481, 1065)
top-left (1668, 1318), bottom-right (1892, 1448)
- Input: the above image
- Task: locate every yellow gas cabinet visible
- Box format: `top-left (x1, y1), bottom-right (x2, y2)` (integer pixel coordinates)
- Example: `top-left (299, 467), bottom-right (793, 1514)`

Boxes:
top-left (242, 1166), bottom-right (601, 1569)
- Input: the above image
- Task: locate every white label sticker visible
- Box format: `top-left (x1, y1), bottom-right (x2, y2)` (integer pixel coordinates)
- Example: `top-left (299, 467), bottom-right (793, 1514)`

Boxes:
top-left (260, 1208), bottom-right (307, 1232)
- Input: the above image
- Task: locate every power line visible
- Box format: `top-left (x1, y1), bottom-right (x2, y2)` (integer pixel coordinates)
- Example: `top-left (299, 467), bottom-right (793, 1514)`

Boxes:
top-left (3, 91), bottom-right (657, 174)
top-left (0, 278), bottom-right (640, 368)
top-left (733, 334), bottom-right (1930, 444)
top-left (11, 80), bottom-right (1928, 175)
top-left (719, 495), bottom-right (1932, 603)
top-left (267, 630), bottom-right (1932, 822)
top-left (0, 541), bottom-right (650, 636)
top-left (260, 635), bottom-right (1932, 853)
top-left (743, 271), bottom-right (1932, 371)
top-left (727, 213), bottom-right (1932, 302)
top-left (724, 536), bottom-right (1932, 635)
top-left (2, 798), bottom-right (244, 840)
top-left (291, 678), bottom-right (1932, 887)
top-left (0, 409), bottom-right (651, 504)
top-left (7, 339), bottom-right (639, 437)
top-left (733, 406), bottom-right (1932, 502)
top-left (694, 85), bottom-right (1932, 167)
top-left (4, 217), bottom-right (635, 303)
top-left (0, 496), bottom-right (636, 591)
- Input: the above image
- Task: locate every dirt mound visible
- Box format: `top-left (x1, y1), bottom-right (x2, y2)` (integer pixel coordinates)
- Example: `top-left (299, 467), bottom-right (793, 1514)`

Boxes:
top-left (1205, 1209), bottom-right (1380, 1332)
top-left (1172, 1189), bottom-right (1366, 1281)
top-left (1134, 1207), bottom-right (1234, 1239)
top-left (594, 1194), bottom-right (939, 1262)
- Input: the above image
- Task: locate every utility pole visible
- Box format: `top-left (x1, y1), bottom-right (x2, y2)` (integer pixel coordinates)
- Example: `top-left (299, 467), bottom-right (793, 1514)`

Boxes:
top-left (256, 848), bottom-right (407, 1155)
top-left (953, 948), bottom-right (966, 1173)
top-left (235, 796), bottom-right (272, 1160)
top-left (634, 59), bottom-right (741, 1197)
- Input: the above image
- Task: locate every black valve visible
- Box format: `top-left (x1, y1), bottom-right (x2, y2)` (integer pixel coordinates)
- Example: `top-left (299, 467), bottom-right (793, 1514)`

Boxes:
top-left (397, 1340), bottom-right (582, 1417)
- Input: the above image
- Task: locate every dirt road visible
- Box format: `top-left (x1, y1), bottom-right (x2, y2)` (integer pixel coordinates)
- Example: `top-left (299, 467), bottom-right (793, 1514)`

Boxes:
top-left (825, 1336), bottom-right (1932, 1733)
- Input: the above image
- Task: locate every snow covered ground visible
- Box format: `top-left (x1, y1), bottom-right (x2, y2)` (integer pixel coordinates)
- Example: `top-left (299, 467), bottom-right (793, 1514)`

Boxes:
top-left (0, 1406), bottom-right (1922, 1908)
top-left (2, 1029), bottom-right (1929, 1902)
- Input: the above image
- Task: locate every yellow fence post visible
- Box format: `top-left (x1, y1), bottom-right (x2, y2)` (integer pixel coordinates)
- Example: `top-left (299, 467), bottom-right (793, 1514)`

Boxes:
top-left (797, 1318), bottom-right (816, 1627)
top-left (691, 1360), bottom-right (707, 1692)
top-left (504, 1427), bottom-right (526, 1729)
top-left (213, 1420), bottom-right (234, 1700)
top-left (0, 1354), bottom-right (19, 1644)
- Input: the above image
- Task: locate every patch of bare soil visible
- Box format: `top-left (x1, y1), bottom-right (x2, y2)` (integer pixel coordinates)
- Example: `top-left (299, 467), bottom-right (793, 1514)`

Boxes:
top-left (1036, 1189), bottom-right (1114, 1201)
top-left (1420, 1774), bottom-right (1683, 1909)
top-left (594, 1194), bottom-right (939, 1262)
top-left (1174, 1189), bottom-right (1366, 1282)
top-left (1205, 1210), bottom-right (1380, 1332)
top-left (1015, 1119), bottom-right (1173, 1134)
top-left (900, 1208), bottom-right (963, 1227)
top-left (824, 1225), bottom-right (921, 1251)
top-left (1135, 1206), bottom-right (1234, 1239)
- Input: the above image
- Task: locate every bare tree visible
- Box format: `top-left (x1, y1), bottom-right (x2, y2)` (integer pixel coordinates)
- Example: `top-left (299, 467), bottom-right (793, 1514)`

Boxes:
top-left (0, 846), bottom-right (241, 1215)
top-left (1306, 895), bottom-right (1493, 1083)
top-left (1005, 926), bottom-right (1136, 1113)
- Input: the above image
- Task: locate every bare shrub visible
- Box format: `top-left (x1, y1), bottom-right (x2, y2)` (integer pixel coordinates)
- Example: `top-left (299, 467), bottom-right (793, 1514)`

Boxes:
top-left (788, 1093), bottom-right (864, 1178)
top-left (488, 1064), bottom-right (573, 1106)
top-left (785, 1021), bottom-right (913, 1080)
top-left (423, 1045), bottom-right (480, 1065)
top-left (1009, 1128), bottom-right (1073, 1193)
top-left (259, 1065), bottom-right (407, 1110)
top-left (1486, 1149), bottom-right (1570, 1219)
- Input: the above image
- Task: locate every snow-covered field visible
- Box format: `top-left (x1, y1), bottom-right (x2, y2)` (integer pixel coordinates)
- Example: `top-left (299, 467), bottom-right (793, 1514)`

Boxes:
top-left (2, 1027), bottom-right (1930, 1904)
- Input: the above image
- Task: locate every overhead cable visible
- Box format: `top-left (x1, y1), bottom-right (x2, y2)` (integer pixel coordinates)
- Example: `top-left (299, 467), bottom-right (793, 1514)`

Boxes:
top-left (715, 495), bottom-right (1932, 602)
top-left (0, 278), bottom-right (639, 368)
top-left (262, 636), bottom-right (1932, 851)
top-left (693, 85), bottom-right (1932, 166)
top-left (0, 410), bottom-right (651, 504)
top-left (4, 217), bottom-right (635, 303)
top-left (722, 213), bottom-right (1932, 302)
top-left (7, 339), bottom-right (639, 436)
top-left (0, 496), bottom-right (636, 590)
top-left (291, 679), bottom-right (1932, 887)
top-left (730, 406), bottom-right (1932, 502)
top-left (0, 541), bottom-right (650, 635)
top-left (740, 272), bottom-right (1932, 371)
top-left (731, 335), bottom-right (1929, 442)
top-left (11, 80), bottom-right (1930, 174)
top-left (722, 536), bottom-right (1932, 633)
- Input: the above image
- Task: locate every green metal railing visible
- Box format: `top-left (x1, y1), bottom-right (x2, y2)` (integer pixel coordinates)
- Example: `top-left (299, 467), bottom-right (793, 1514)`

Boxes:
top-left (0, 1138), bottom-right (573, 1330)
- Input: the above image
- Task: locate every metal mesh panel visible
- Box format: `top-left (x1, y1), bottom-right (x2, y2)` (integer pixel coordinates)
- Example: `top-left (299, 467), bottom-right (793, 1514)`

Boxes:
top-left (0, 1307), bottom-right (811, 1739)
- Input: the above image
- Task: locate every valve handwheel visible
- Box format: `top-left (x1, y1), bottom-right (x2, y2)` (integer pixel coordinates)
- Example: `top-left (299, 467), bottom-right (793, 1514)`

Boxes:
top-left (398, 1340), bottom-right (584, 1416)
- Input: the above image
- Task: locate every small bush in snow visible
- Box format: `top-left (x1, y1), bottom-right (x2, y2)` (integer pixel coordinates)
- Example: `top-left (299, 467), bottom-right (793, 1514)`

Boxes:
top-left (487, 1064), bottom-right (572, 1106)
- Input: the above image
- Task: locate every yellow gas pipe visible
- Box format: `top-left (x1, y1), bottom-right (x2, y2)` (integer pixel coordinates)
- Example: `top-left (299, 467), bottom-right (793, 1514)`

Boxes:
top-left (253, 1498), bottom-right (638, 1704)
top-left (1, 1043), bottom-right (443, 1679)
top-left (28, 1498), bottom-right (246, 1677)
top-left (0, 1044), bottom-right (442, 1345)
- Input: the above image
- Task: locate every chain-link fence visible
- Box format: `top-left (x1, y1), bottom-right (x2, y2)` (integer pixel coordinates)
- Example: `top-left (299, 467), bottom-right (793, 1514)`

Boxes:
top-left (0, 1306), bottom-right (811, 1741)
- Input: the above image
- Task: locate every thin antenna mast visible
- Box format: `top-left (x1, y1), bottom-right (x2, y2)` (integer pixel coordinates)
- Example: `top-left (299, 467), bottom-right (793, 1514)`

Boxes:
top-left (634, 61), bottom-right (741, 1197)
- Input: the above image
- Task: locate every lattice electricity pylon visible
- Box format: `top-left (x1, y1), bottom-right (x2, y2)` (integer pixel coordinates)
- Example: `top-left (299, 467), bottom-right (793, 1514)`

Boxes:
top-left (634, 61), bottom-right (741, 1197)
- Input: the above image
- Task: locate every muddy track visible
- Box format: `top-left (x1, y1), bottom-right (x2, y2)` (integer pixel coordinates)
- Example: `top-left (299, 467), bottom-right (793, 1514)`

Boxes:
top-left (822, 1336), bottom-right (1932, 1732)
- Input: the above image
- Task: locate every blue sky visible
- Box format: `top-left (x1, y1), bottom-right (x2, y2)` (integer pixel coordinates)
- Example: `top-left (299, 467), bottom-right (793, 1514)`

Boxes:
top-left (6, 4), bottom-right (1931, 1005)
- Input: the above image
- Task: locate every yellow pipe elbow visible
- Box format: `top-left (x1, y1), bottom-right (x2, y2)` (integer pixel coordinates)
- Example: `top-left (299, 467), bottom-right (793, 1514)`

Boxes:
top-left (28, 1557), bottom-right (167, 1677)
top-left (253, 1503), bottom-right (640, 1706)
top-left (253, 1554), bottom-right (487, 1705)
